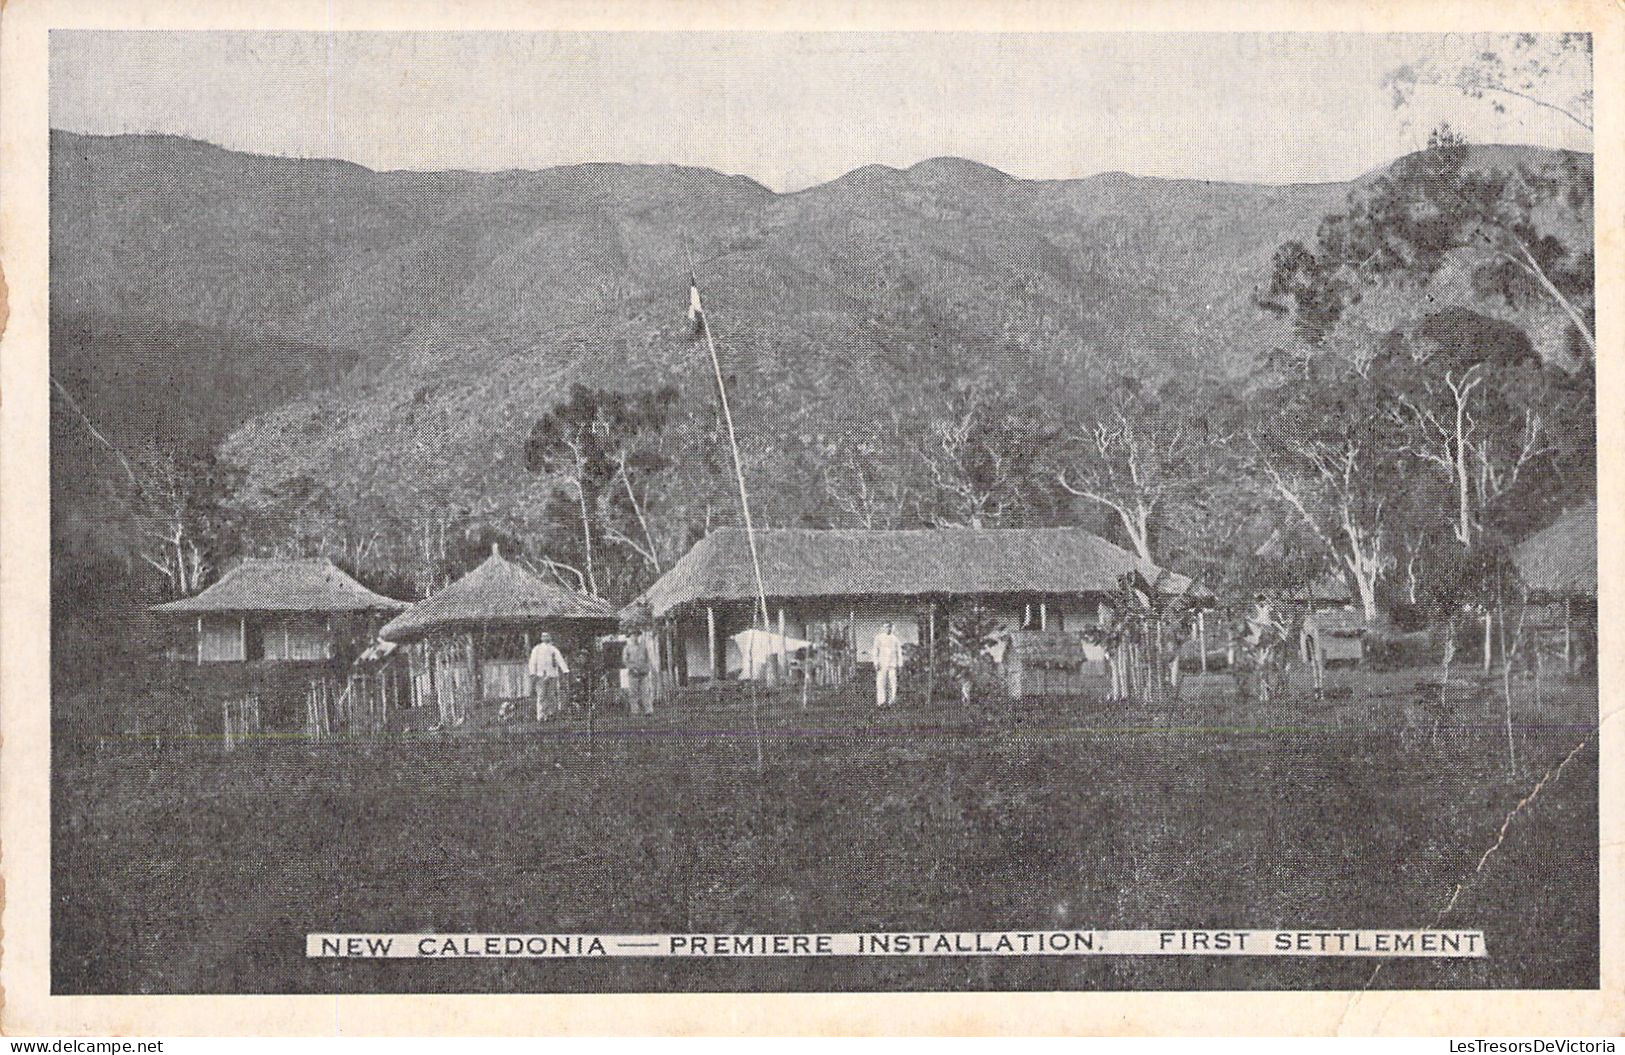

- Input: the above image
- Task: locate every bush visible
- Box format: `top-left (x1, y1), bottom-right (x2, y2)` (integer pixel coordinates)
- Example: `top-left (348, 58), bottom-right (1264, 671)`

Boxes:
top-left (1364, 630), bottom-right (1435, 671)
top-left (1387, 602), bottom-right (1429, 634)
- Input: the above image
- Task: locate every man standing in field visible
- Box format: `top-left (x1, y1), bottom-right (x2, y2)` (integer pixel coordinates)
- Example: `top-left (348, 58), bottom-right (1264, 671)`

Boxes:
top-left (872, 620), bottom-right (903, 709)
top-left (624, 629), bottom-right (657, 716)
top-left (529, 632), bottom-right (570, 721)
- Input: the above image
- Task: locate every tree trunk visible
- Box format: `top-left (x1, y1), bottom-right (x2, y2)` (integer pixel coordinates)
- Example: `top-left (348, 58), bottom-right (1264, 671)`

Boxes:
top-left (1119, 506), bottom-right (1153, 563)
top-left (574, 477), bottom-right (599, 596)
top-left (1346, 555), bottom-right (1380, 626)
top-left (1454, 390), bottom-right (1473, 547)
top-left (1506, 244), bottom-right (1596, 357)
top-left (621, 467), bottom-right (663, 573)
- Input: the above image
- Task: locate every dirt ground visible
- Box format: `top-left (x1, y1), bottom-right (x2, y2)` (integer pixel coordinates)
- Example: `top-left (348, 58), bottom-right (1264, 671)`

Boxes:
top-left (51, 664), bottom-right (1599, 994)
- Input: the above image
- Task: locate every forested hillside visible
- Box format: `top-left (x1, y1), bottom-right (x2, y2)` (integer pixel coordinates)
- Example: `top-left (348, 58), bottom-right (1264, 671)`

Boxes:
top-left (50, 130), bottom-right (1593, 622)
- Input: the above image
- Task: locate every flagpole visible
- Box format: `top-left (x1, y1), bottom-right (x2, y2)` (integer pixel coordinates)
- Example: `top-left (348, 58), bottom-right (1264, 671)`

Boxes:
top-left (687, 251), bottom-right (772, 632)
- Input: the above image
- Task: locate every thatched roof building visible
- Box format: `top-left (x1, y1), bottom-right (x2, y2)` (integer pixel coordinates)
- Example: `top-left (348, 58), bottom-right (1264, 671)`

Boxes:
top-left (152, 557), bottom-right (407, 615)
top-left (151, 557), bottom-right (406, 664)
top-left (1514, 501), bottom-right (1597, 598)
top-left (633, 526), bottom-right (1206, 685)
top-left (380, 547), bottom-right (617, 643)
top-left (635, 526), bottom-right (1201, 619)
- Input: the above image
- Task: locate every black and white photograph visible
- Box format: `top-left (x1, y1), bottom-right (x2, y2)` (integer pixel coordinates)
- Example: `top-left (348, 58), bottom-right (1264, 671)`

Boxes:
top-left (12, 9), bottom-right (1610, 1025)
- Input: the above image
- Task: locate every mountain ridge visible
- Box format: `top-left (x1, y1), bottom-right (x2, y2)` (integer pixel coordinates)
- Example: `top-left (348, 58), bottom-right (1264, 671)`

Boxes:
top-left (58, 127), bottom-right (1581, 194)
top-left (49, 128), bottom-right (1591, 553)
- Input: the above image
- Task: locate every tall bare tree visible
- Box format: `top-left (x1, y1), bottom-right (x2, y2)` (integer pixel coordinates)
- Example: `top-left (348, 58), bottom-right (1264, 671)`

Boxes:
top-left (1377, 310), bottom-right (1557, 548)
top-left (1057, 379), bottom-right (1229, 563)
top-left (125, 448), bottom-right (244, 598)
top-left (1247, 364), bottom-right (1395, 625)
top-left (917, 382), bottom-right (1059, 529)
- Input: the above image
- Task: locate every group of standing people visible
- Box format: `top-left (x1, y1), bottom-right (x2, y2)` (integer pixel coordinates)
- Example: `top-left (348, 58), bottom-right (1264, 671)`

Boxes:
top-left (523, 628), bottom-right (660, 721)
top-left (520, 620), bottom-right (904, 719)
top-left (515, 599), bottom-right (1309, 721)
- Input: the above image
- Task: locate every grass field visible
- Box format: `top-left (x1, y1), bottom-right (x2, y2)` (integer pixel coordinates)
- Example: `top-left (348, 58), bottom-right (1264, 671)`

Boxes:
top-left (51, 666), bottom-right (1598, 994)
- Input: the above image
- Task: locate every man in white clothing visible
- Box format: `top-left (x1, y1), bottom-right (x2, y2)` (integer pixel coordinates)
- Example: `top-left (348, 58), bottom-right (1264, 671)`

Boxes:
top-left (528, 632), bottom-right (570, 721)
top-left (872, 620), bottom-right (903, 708)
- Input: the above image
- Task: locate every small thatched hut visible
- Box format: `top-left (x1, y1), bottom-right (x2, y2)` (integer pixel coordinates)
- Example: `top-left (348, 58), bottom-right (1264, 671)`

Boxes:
top-left (1513, 501), bottom-right (1597, 672)
top-left (152, 557), bottom-right (408, 664)
top-left (380, 545), bottom-right (618, 719)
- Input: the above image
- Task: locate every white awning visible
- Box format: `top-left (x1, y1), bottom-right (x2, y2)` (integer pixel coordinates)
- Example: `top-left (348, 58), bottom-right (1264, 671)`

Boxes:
top-left (729, 628), bottom-right (812, 679)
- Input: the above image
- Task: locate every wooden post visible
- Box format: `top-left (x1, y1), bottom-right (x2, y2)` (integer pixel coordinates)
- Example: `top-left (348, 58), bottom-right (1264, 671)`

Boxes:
top-left (468, 631), bottom-right (479, 720)
top-left (1563, 596), bottom-right (1572, 672)
top-left (849, 608), bottom-right (857, 685)
top-left (239, 615), bottom-right (247, 662)
top-left (927, 600), bottom-right (937, 708)
top-left (653, 625), bottom-right (664, 694)
top-left (1312, 625), bottom-right (1326, 697)
top-left (707, 606), bottom-right (718, 688)
top-left (196, 616), bottom-right (203, 665)
top-left (1039, 601), bottom-right (1048, 631)
top-left (1483, 609), bottom-right (1493, 674)
top-left (777, 607), bottom-right (787, 685)
top-left (1153, 620), bottom-right (1164, 699)
top-left (1198, 610), bottom-right (1208, 675)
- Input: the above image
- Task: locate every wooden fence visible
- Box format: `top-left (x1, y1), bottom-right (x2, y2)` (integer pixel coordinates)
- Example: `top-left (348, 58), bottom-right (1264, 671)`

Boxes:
top-left (221, 695), bottom-right (261, 753)
top-left (305, 669), bottom-right (405, 741)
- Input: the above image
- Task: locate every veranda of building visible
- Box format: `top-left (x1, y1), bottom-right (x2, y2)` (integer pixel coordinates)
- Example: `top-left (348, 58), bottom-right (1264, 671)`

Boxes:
top-left (631, 526), bottom-right (1203, 686)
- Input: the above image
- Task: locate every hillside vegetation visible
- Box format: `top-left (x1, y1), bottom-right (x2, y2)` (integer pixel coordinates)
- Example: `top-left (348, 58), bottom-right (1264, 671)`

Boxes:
top-left (52, 131), bottom-right (1355, 526)
top-left (50, 130), bottom-right (1591, 606)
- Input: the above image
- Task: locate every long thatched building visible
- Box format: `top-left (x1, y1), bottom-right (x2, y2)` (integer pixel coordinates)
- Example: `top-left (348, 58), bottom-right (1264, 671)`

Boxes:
top-left (151, 557), bottom-right (408, 663)
top-left (633, 526), bottom-right (1202, 684)
top-left (380, 545), bottom-right (619, 719)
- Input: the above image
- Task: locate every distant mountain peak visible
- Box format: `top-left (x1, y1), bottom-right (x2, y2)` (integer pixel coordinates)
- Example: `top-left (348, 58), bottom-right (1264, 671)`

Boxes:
top-left (904, 156), bottom-right (1015, 182)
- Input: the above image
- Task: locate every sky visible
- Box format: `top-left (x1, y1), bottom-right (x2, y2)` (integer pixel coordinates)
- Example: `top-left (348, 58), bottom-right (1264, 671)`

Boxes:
top-left (49, 31), bottom-right (1593, 191)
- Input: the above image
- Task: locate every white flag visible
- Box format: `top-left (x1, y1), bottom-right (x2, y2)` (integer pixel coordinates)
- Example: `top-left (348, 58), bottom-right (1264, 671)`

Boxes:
top-left (688, 283), bottom-right (704, 323)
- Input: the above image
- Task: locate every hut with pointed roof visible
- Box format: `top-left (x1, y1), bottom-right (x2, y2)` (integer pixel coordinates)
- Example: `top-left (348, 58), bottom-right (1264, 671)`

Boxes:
top-left (380, 545), bottom-right (618, 719)
top-left (152, 557), bottom-right (408, 664)
top-left (632, 526), bottom-right (1205, 687)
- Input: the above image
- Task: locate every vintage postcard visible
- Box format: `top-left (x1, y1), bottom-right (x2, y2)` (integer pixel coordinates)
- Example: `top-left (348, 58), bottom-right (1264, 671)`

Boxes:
top-left (2, 0), bottom-right (1620, 1037)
